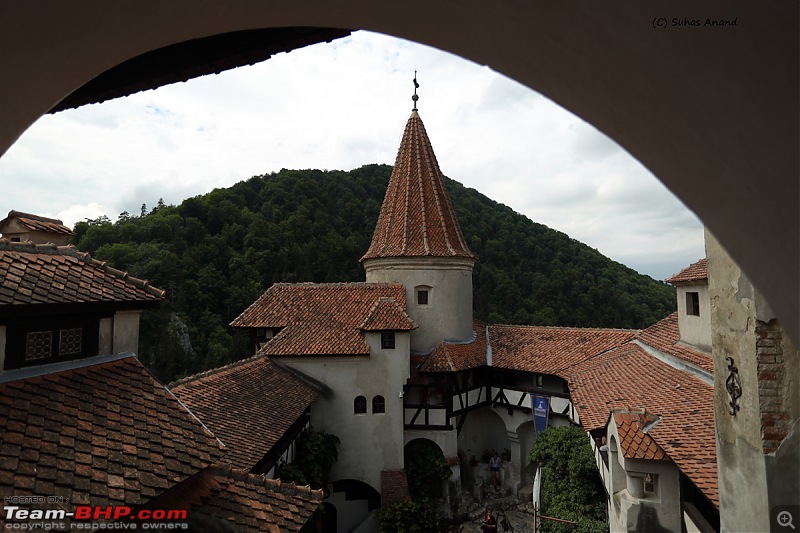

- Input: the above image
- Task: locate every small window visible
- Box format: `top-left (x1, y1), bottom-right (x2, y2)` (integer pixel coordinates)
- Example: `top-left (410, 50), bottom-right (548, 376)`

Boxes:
top-left (354, 396), bottom-right (367, 415)
top-left (59, 328), bottom-right (83, 356)
top-left (536, 375), bottom-right (543, 387)
top-left (417, 290), bottom-right (429, 305)
top-left (372, 395), bottom-right (385, 414)
top-left (644, 473), bottom-right (657, 494)
top-left (686, 291), bottom-right (700, 316)
top-left (25, 331), bottom-right (52, 360)
top-left (381, 332), bottom-right (395, 349)
top-left (10, 237), bottom-right (21, 242)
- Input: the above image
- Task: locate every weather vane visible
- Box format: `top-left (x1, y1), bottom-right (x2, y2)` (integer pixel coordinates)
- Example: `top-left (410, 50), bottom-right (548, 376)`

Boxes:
top-left (412, 71), bottom-right (419, 110)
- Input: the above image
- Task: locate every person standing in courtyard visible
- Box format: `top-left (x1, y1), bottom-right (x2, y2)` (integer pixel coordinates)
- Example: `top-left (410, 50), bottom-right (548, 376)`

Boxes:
top-left (489, 451), bottom-right (502, 490)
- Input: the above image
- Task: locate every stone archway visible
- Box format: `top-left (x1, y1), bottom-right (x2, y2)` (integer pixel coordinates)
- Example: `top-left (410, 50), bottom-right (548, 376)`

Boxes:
top-left (327, 478), bottom-right (381, 533)
top-left (0, 3), bottom-right (796, 345)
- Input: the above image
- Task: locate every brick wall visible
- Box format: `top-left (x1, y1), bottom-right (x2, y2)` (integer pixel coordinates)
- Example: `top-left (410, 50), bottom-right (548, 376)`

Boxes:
top-left (380, 469), bottom-right (410, 506)
top-left (756, 319), bottom-right (791, 453)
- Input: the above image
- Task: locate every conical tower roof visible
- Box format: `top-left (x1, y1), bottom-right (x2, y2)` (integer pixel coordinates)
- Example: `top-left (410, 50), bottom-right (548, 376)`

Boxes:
top-left (361, 111), bottom-right (475, 261)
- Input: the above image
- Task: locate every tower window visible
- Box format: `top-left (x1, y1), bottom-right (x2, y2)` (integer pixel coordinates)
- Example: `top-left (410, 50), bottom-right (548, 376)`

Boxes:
top-left (354, 396), bottom-right (367, 415)
top-left (686, 291), bottom-right (700, 316)
top-left (372, 395), bottom-right (385, 414)
top-left (417, 290), bottom-right (429, 305)
top-left (644, 473), bottom-right (657, 494)
top-left (381, 332), bottom-right (395, 349)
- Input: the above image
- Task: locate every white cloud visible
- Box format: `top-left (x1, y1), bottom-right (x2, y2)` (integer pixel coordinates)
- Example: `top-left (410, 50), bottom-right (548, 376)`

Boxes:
top-left (0, 30), bottom-right (703, 279)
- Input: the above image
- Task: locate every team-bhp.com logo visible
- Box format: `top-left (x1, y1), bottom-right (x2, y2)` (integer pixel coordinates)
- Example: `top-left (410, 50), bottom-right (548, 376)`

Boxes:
top-left (3, 505), bottom-right (188, 529)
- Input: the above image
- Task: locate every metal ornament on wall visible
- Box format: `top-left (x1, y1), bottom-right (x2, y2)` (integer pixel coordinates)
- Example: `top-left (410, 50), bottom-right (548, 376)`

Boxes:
top-left (725, 356), bottom-right (742, 415)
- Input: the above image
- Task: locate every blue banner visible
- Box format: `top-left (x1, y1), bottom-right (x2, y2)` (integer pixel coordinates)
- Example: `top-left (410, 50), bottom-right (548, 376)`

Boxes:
top-left (531, 394), bottom-right (550, 433)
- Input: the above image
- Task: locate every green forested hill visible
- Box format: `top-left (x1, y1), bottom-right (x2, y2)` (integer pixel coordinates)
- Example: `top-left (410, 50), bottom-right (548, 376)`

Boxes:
top-left (72, 164), bottom-right (675, 381)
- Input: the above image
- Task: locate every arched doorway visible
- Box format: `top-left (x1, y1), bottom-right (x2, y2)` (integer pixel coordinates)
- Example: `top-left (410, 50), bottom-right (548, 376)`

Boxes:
top-left (326, 478), bottom-right (380, 533)
top-left (457, 407), bottom-right (511, 494)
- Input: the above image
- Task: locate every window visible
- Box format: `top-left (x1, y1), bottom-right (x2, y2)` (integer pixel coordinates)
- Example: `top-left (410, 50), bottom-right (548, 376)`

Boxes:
top-left (417, 289), bottom-right (429, 305)
top-left (59, 328), bottom-right (83, 355)
top-left (686, 291), bottom-right (700, 316)
top-left (372, 395), bottom-right (385, 414)
top-left (25, 331), bottom-right (52, 361)
top-left (644, 473), bottom-right (657, 494)
top-left (354, 396), bottom-right (367, 415)
top-left (381, 331), bottom-right (395, 349)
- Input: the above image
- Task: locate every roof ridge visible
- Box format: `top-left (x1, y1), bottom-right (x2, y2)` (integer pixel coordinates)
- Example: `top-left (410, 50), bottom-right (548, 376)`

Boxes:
top-left (271, 282), bottom-right (405, 289)
top-left (168, 354), bottom-right (265, 388)
top-left (489, 322), bottom-right (640, 333)
top-left (7, 210), bottom-right (66, 225)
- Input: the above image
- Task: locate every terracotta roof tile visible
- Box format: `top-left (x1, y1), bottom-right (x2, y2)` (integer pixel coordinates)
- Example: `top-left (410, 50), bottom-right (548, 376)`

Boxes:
top-left (636, 313), bottom-right (714, 372)
top-left (611, 409), bottom-right (667, 461)
top-left (361, 111), bottom-right (475, 261)
top-left (230, 283), bottom-right (407, 356)
top-left (567, 344), bottom-right (717, 506)
top-left (420, 320), bottom-right (487, 373)
top-left (0, 211), bottom-right (74, 236)
top-left (665, 258), bottom-right (708, 284)
top-left (359, 297), bottom-right (417, 331)
top-left (0, 355), bottom-right (224, 507)
top-left (487, 324), bottom-right (637, 374)
top-left (0, 240), bottom-right (164, 306)
top-left (170, 356), bottom-right (319, 470)
top-left (147, 464), bottom-right (322, 532)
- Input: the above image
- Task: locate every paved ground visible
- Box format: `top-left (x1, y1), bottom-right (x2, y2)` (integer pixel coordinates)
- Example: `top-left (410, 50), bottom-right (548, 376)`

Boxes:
top-left (458, 510), bottom-right (539, 533)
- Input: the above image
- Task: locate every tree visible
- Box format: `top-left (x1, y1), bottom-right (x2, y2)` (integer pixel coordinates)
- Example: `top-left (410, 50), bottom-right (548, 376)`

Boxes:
top-left (528, 426), bottom-right (608, 533)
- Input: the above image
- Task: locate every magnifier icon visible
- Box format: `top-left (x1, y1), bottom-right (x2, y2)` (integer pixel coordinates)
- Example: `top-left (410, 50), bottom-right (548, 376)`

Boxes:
top-left (778, 511), bottom-right (795, 530)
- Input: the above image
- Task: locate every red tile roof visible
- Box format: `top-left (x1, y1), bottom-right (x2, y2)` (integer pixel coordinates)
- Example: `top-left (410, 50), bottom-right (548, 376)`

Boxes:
top-left (0, 354), bottom-right (224, 507)
top-left (230, 283), bottom-right (408, 356)
top-left (0, 240), bottom-right (164, 306)
top-left (487, 324), bottom-right (637, 375)
top-left (636, 312), bottom-right (714, 372)
top-left (170, 355), bottom-right (319, 470)
top-left (0, 210), bottom-right (74, 236)
top-left (611, 409), bottom-right (667, 461)
top-left (361, 111), bottom-right (475, 261)
top-left (359, 297), bottom-right (417, 331)
top-left (146, 464), bottom-right (322, 532)
top-left (567, 343), bottom-right (718, 506)
top-left (666, 258), bottom-right (708, 284)
top-left (420, 320), bottom-right (487, 373)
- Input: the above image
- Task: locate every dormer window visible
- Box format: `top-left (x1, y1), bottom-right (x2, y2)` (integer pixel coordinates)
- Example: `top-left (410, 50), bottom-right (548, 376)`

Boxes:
top-left (381, 332), bottom-right (395, 349)
top-left (686, 292), bottom-right (700, 316)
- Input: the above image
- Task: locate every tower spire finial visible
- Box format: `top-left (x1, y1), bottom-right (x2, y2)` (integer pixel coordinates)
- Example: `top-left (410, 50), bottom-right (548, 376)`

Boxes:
top-left (412, 71), bottom-right (419, 111)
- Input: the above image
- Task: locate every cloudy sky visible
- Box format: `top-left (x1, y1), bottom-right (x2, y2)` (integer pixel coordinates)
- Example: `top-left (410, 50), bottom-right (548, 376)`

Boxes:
top-left (0, 30), bottom-right (703, 281)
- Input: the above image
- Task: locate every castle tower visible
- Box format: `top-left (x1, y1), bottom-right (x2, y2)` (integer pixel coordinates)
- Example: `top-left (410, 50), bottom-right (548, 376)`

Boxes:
top-left (361, 99), bottom-right (476, 353)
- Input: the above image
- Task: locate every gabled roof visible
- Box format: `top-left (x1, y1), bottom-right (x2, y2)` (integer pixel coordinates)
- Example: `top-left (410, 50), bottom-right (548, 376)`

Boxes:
top-left (230, 283), bottom-right (408, 356)
top-left (145, 464), bottom-right (322, 532)
top-left (0, 240), bottom-right (164, 307)
top-left (419, 320), bottom-right (487, 373)
top-left (0, 210), bottom-right (74, 236)
top-left (170, 355), bottom-right (319, 470)
top-left (359, 297), bottom-right (417, 331)
top-left (0, 354), bottom-right (224, 506)
top-left (610, 409), bottom-right (667, 461)
top-left (636, 312), bottom-right (713, 372)
top-left (665, 258), bottom-right (708, 284)
top-left (487, 324), bottom-right (637, 375)
top-left (567, 343), bottom-right (717, 506)
top-left (361, 111), bottom-right (475, 261)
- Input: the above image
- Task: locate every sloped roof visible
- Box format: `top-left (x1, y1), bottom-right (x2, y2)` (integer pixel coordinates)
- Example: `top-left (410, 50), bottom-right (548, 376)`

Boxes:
top-left (0, 240), bottom-right (164, 307)
top-left (611, 409), bottom-right (667, 461)
top-left (666, 258), bottom-right (708, 284)
top-left (567, 343), bottom-right (717, 506)
top-left (361, 111), bottom-right (475, 261)
top-left (487, 324), bottom-right (637, 375)
top-left (146, 464), bottom-right (322, 532)
top-left (0, 354), bottom-right (224, 506)
top-left (636, 312), bottom-right (714, 372)
top-left (419, 320), bottom-right (487, 373)
top-left (230, 283), bottom-right (408, 356)
top-left (170, 355), bottom-right (319, 470)
top-left (359, 297), bottom-right (417, 331)
top-left (0, 210), bottom-right (74, 236)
